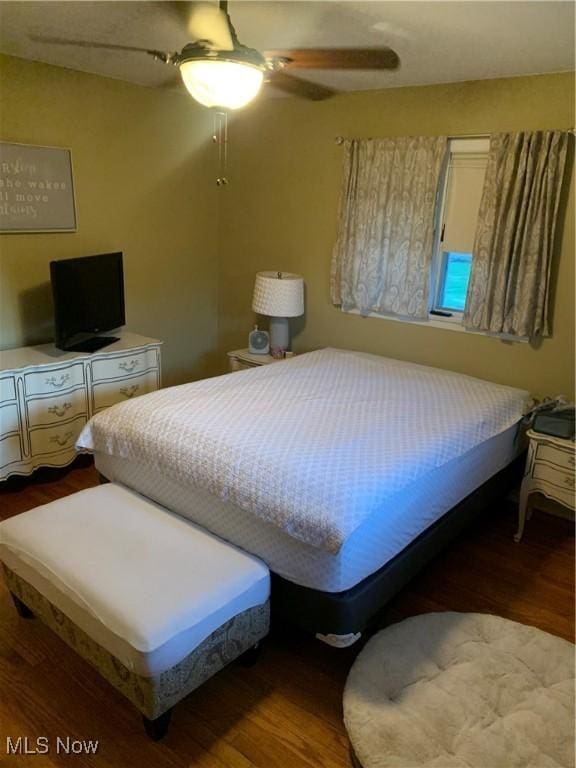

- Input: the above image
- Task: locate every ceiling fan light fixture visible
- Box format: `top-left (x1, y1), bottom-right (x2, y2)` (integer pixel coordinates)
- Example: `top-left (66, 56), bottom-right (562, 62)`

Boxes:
top-left (180, 59), bottom-right (264, 109)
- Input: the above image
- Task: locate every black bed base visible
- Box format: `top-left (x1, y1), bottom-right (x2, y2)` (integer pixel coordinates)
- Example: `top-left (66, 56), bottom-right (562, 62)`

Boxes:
top-left (270, 454), bottom-right (525, 638)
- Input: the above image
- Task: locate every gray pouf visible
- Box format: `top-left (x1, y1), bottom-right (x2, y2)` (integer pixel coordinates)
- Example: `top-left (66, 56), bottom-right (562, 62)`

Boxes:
top-left (344, 612), bottom-right (575, 768)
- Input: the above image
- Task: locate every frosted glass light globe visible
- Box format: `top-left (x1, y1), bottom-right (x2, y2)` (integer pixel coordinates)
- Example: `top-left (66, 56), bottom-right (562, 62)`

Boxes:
top-left (180, 60), bottom-right (264, 110)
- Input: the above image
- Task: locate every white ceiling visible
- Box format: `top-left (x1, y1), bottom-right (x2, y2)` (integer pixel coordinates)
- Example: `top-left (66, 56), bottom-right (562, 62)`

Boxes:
top-left (0, 1), bottom-right (574, 98)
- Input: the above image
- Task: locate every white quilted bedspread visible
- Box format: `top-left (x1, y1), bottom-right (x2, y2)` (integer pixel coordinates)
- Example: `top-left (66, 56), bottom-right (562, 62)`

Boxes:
top-left (77, 349), bottom-right (529, 553)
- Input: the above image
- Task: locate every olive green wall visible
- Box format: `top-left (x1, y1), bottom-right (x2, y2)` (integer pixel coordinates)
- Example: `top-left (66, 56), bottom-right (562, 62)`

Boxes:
top-left (219, 72), bottom-right (575, 399)
top-left (0, 55), bottom-right (219, 385)
top-left (2, 60), bottom-right (574, 398)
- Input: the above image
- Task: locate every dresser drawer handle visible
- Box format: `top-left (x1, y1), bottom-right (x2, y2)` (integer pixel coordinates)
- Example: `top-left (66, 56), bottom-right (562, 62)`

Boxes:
top-left (120, 385), bottom-right (140, 399)
top-left (49, 430), bottom-right (74, 447)
top-left (568, 455), bottom-right (575, 468)
top-left (47, 402), bottom-right (72, 418)
top-left (563, 476), bottom-right (575, 489)
top-left (118, 360), bottom-right (140, 373)
top-left (45, 373), bottom-right (70, 389)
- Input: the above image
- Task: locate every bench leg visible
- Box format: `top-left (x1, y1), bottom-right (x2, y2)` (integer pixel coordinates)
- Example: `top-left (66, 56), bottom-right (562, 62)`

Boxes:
top-left (10, 593), bottom-right (34, 619)
top-left (142, 709), bottom-right (172, 741)
top-left (240, 642), bottom-right (262, 667)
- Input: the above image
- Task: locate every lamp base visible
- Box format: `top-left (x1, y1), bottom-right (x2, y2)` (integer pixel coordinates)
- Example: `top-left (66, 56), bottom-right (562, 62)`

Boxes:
top-left (269, 317), bottom-right (290, 352)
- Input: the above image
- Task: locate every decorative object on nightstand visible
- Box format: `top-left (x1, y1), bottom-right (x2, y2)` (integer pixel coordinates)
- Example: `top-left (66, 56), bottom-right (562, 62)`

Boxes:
top-left (248, 325), bottom-right (270, 355)
top-left (533, 404), bottom-right (575, 440)
top-left (227, 349), bottom-right (294, 373)
top-left (515, 428), bottom-right (575, 542)
top-left (252, 271), bottom-right (304, 354)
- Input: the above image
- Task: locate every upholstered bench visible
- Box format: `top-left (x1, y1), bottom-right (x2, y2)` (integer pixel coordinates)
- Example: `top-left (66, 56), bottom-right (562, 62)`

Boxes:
top-left (0, 483), bottom-right (270, 740)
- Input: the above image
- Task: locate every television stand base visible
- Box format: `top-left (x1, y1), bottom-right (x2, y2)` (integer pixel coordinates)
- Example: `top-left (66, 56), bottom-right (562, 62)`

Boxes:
top-left (66, 336), bottom-right (119, 353)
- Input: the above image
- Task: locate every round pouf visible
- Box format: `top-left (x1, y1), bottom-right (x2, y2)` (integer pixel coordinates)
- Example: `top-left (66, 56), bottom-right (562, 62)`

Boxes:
top-left (344, 612), bottom-right (575, 768)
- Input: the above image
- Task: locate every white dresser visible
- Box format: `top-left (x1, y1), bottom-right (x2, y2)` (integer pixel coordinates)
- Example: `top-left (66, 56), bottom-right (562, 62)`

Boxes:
top-left (0, 333), bottom-right (161, 480)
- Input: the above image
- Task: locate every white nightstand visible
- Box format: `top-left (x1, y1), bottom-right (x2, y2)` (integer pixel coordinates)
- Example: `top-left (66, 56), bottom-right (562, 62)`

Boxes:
top-left (227, 348), bottom-right (294, 373)
top-left (515, 428), bottom-right (575, 542)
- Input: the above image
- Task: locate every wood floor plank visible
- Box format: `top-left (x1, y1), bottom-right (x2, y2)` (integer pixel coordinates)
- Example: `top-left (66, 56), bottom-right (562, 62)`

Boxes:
top-left (0, 459), bottom-right (573, 767)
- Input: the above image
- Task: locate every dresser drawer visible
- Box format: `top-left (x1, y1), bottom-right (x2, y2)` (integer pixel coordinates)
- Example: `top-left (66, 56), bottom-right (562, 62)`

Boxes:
top-left (0, 376), bottom-right (16, 402)
top-left (0, 434), bottom-right (22, 467)
top-left (91, 349), bottom-right (159, 382)
top-left (534, 442), bottom-right (576, 472)
top-left (29, 417), bottom-right (87, 457)
top-left (0, 402), bottom-right (20, 437)
top-left (24, 363), bottom-right (85, 396)
top-left (92, 371), bottom-right (158, 411)
top-left (26, 390), bottom-right (87, 429)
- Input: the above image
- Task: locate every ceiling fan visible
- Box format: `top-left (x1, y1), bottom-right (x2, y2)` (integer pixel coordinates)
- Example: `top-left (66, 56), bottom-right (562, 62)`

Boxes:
top-left (33, 0), bottom-right (400, 110)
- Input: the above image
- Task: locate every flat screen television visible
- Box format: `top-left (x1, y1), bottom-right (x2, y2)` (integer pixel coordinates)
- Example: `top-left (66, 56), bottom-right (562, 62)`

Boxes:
top-left (50, 252), bottom-right (125, 353)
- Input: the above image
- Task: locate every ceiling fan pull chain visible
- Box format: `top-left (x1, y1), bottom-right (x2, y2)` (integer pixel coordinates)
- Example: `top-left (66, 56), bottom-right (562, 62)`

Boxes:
top-left (213, 110), bottom-right (229, 186)
top-left (222, 110), bottom-right (229, 184)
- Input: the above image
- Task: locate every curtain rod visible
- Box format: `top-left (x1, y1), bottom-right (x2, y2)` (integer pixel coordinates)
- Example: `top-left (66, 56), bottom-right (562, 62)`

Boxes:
top-left (334, 129), bottom-right (576, 144)
top-left (335, 132), bottom-right (488, 144)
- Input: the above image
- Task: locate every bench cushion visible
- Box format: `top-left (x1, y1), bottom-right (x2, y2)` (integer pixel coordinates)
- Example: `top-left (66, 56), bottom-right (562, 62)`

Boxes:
top-left (0, 483), bottom-right (270, 676)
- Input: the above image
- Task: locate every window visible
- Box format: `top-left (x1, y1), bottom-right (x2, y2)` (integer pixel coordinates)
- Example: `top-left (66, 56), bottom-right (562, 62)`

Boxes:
top-left (430, 138), bottom-right (489, 321)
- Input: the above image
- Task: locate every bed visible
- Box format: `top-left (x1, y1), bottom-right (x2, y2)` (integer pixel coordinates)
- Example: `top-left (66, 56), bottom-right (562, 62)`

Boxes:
top-left (77, 348), bottom-right (529, 643)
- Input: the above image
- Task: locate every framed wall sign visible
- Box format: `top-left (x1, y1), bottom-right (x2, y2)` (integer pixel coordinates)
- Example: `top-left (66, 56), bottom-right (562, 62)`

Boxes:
top-left (0, 142), bottom-right (77, 233)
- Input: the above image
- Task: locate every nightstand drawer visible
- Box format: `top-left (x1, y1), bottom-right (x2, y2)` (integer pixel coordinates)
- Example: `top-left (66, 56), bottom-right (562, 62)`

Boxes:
top-left (534, 442), bottom-right (575, 472)
top-left (227, 348), bottom-right (294, 372)
top-left (230, 358), bottom-right (258, 372)
top-left (532, 462), bottom-right (575, 493)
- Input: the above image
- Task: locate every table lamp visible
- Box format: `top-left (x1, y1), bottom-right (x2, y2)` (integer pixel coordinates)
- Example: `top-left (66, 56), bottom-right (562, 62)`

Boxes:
top-left (252, 271), bottom-right (304, 352)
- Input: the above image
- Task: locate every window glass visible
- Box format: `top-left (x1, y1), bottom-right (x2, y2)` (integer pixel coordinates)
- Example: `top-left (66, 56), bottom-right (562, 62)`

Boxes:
top-left (438, 252), bottom-right (472, 311)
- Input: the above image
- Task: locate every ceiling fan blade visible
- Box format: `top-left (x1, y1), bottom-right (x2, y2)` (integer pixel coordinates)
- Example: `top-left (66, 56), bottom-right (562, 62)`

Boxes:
top-left (267, 71), bottom-right (336, 101)
top-left (30, 35), bottom-right (165, 58)
top-left (187, 3), bottom-right (233, 50)
top-left (266, 48), bottom-right (400, 71)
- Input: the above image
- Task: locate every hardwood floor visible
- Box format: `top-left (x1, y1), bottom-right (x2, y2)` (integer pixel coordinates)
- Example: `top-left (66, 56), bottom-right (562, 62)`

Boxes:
top-left (0, 460), bottom-right (573, 767)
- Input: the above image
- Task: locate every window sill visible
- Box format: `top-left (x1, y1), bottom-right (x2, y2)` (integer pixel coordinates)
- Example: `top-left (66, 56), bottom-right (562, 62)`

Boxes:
top-left (342, 308), bottom-right (528, 343)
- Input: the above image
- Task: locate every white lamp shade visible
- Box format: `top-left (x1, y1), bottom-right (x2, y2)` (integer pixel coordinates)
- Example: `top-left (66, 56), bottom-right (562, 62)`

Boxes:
top-left (252, 271), bottom-right (304, 317)
top-left (179, 60), bottom-right (264, 110)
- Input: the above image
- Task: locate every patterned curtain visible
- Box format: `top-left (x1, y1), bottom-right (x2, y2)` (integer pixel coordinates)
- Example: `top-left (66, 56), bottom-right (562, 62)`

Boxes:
top-left (330, 136), bottom-right (447, 319)
top-left (463, 131), bottom-right (570, 338)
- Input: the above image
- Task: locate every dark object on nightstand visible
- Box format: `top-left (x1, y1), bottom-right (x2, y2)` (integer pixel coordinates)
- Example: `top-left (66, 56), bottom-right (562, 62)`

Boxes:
top-left (533, 407), bottom-right (575, 440)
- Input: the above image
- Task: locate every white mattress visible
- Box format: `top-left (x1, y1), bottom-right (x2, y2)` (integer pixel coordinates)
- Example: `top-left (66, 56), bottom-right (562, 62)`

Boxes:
top-left (0, 484), bottom-right (270, 677)
top-left (95, 423), bottom-right (519, 593)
